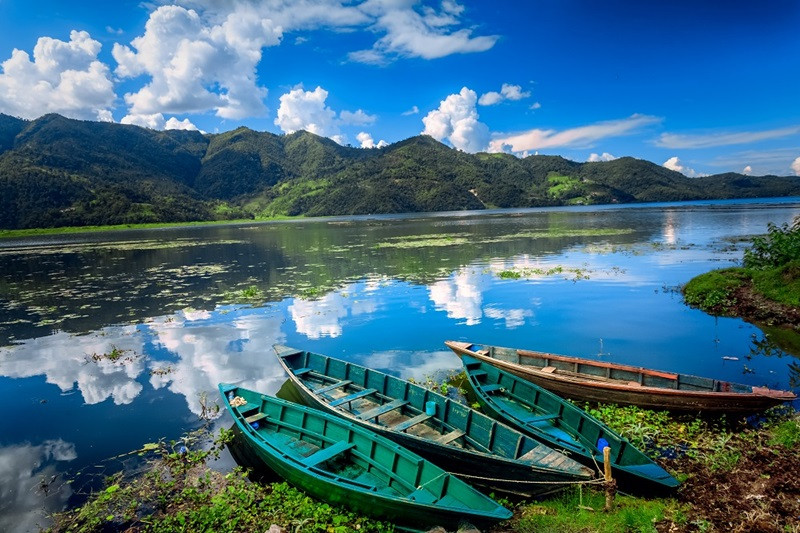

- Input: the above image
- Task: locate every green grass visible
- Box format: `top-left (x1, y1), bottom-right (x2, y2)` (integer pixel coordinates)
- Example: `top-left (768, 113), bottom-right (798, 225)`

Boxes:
top-left (546, 173), bottom-right (583, 199)
top-left (0, 217), bottom-right (297, 240)
top-left (682, 268), bottom-right (747, 313)
top-left (683, 261), bottom-right (800, 316)
top-left (514, 486), bottom-right (676, 533)
top-left (750, 260), bottom-right (800, 307)
top-left (48, 429), bottom-right (394, 533)
top-left (769, 417), bottom-right (800, 448)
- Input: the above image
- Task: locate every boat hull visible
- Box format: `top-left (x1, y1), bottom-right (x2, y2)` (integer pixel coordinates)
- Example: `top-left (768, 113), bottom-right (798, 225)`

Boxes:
top-left (446, 341), bottom-right (796, 414)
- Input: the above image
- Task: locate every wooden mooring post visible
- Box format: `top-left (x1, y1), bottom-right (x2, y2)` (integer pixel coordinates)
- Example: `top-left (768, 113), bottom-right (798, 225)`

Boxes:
top-left (603, 446), bottom-right (616, 511)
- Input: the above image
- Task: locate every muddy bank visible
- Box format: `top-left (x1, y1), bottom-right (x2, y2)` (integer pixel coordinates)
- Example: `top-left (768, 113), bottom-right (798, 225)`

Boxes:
top-left (731, 283), bottom-right (800, 332)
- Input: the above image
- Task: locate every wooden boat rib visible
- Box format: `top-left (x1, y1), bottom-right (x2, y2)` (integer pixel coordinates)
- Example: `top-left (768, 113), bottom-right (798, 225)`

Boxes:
top-left (460, 355), bottom-right (679, 492)
top-left (274, 345), bottom-right (595, 497)
top-left (219, 384), bottom-right (512, 528)
top-left (445, 341), bottom-right (797, 414)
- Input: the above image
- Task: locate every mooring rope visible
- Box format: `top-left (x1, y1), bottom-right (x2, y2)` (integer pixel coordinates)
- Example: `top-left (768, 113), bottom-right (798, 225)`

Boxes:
top-left (455, 472), bottom-right (606, 485)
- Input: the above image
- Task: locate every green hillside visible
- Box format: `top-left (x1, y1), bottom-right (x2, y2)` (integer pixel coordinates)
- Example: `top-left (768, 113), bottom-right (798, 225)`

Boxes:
top-left (1, 113), bottom-right (799, 229)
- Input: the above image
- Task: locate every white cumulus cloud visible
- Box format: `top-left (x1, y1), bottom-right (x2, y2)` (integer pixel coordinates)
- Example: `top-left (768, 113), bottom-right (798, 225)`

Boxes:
top-left (402, 105), bottom-right (420, 116)
top-left (478, 83), bottom-right (530, 106)
top-left (121, 112), bottom-right (200, 131)
top-left (588, 152), bottom-right (617, 162)
top-left (349, 1), bottom-right (498, 64)
top-left (792, 157), bottom-right (800, 176)
top-left (663, 156), bottom-right (699, 177)
top-left (356, 131), bottom-right (388, 149)
top-left (113, 5), bottom-right (279, 120)
top-left (742, 165), bottom-right (753, 174)
top-left (0, 30), bottom-right (115, 121)
top-left (274, 85), bottom-right (347, 144)
top-left (165, 116), bottom-right (201, 131)
top-left (478, 91), bottom-right (502, 106)
top-left (422, 86), bottom-right (489, 153)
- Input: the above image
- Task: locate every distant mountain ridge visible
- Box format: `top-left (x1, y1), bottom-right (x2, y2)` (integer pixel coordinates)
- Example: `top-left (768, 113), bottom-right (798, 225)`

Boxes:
top-left (1, 113), bottom-right (799, 229)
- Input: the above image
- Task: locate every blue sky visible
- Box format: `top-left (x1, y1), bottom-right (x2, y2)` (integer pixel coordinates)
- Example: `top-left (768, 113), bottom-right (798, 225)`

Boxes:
top-left (1, 0), bottom-right (799, 176)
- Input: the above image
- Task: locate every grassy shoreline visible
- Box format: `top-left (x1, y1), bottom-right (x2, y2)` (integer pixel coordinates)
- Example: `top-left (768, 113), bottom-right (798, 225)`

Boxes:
top-left (0, 216), bottom-right (302, 240)
top-left (682, 262), bottom-right (800, 336)
top-left (683, 219), bottom-right (800, 338)
top-left (46, 402), bottom-right (800, 533)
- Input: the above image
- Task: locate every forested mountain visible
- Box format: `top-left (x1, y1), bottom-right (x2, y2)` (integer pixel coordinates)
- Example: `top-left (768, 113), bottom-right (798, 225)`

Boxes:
top-left (1, 113), bottom-right (799, 229)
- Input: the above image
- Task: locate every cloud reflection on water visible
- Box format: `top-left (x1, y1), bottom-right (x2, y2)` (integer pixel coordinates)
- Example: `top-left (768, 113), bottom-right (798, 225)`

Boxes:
top-left (428, 267), bottom-right (485, 325)
top-left (0, 439), bottom-right (76, 533)
top-left (0, 327), bottom-right (144, 405)
top-left (147, 309), bottom-right (288, 415)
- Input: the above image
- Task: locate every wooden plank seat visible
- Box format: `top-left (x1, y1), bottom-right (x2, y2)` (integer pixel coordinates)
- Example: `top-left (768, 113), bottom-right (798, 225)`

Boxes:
top-left (330, 388), bottom-right (377, 407)
top-left (314, 380), bottom-right (353, 394)
top-left (236, 402), bottom-right (260, 414)
top-left (435, 429), bottom-right (465, 445)
top-left (294, 367), bottom-right (314, 376)
top-left (302, 441), bottom-right (356, 467)
top-left (391, 413), bottom-right (432, 432)
top-left (244, 412), bottom-right (267, 424)
top-left (481, 384), bottom-right (504, 393)
top-left (357, 399), bottom-right (408, 420)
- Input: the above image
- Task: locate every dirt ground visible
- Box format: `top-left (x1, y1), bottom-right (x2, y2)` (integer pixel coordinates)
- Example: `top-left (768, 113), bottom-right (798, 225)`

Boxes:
top-left (731, 284), bottom-right (800, 332)
top-left (660, 443), bottom-right (800, 532)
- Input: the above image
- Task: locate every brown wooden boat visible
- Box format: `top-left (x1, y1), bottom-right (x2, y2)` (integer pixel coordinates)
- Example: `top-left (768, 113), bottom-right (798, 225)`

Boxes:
top-left (445, 341), bottom-right (796, 414)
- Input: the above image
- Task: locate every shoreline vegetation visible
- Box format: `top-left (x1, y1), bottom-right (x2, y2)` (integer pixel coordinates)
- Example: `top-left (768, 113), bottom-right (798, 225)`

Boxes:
top-left (0, 216), bottom-right (298, 240)
top-left (46, 397), bottom-right (800, 533)
top-left (683, 219), bottom-right (800, 336)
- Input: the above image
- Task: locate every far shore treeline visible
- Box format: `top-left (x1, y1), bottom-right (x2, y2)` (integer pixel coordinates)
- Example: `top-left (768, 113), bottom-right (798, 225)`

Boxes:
top-left (2, 113), bottom-right (800, 230)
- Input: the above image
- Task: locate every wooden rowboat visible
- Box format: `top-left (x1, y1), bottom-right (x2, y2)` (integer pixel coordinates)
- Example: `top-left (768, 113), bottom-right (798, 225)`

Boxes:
top-left (460, 355), bottom-right (679, 492)
top-left (446, 341), bottom-right (796, 414)
top-left (219, 384), bottom-right (512, 529)
top-left (275, 345), bottom-right (595, 497)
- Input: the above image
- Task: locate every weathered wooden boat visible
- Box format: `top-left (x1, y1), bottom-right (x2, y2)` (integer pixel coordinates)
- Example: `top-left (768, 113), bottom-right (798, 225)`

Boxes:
top-left (275, 345), bottom-right (595, 497)
top-left (219, 384), bottom-right (512, 528)
top-left (460, 355), bottom-right (679, 492)
top-left (446, 341), bottom-right (797, 414)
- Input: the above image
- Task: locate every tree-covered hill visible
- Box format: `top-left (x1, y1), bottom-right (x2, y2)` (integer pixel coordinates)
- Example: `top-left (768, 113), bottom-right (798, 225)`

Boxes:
top-left (1, 113), bottom-right (799, 229)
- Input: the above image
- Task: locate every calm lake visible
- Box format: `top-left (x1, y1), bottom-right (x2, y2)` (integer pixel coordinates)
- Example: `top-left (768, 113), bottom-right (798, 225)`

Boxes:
top-left (2, 198), bottom-right (800, 531)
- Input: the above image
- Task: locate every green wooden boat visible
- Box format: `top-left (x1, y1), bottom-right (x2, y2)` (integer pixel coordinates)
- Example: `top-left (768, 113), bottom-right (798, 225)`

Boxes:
top-left (219, 384), bottom-right (512, 529)
top-left (275, 345), bottom-right (595, 497)
top-left (459, 355), bottom-right (680, 492)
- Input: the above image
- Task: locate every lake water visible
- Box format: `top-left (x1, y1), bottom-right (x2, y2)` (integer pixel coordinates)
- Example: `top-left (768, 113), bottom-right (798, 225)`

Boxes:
top-left (2, 198), bottom-right (800, 531)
